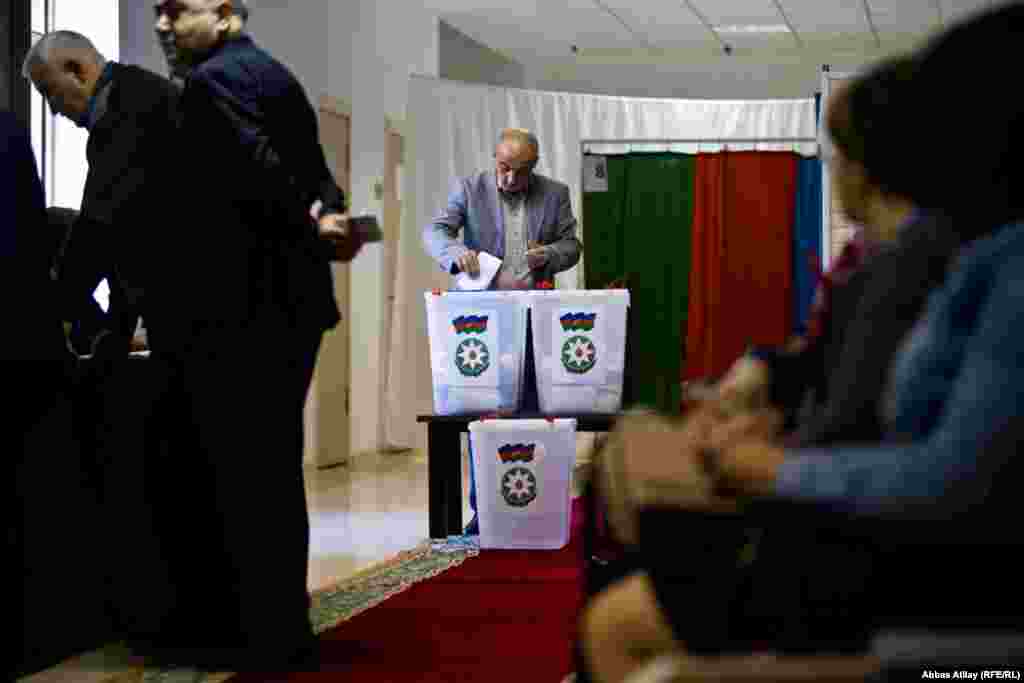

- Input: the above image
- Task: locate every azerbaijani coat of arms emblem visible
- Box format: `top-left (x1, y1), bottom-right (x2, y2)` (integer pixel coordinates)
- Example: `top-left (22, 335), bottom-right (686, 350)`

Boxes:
top-left (453, 314), bottom-right (490, 377)
top-left (560, 312), bottom-right (597, 374)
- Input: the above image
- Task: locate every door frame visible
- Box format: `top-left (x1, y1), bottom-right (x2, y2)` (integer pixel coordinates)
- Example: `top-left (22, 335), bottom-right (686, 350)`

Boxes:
top-left (379, 121), bottom-right (407, 451)
top-left (306, 95), bottom-right (352, 469)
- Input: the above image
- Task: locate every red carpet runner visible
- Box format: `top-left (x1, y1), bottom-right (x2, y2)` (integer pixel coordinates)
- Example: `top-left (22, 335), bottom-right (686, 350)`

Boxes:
top-left (234, 498), bottom-right (586, 682)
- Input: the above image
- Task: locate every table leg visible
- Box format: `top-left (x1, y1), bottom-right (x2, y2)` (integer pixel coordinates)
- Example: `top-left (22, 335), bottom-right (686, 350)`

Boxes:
top-left (427, 422), bottom-right (464, 539)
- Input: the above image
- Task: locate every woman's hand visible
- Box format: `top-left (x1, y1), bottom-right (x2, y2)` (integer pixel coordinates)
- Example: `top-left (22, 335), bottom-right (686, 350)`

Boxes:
top-left (706, 412), bottom-right (787, 496)
top-left (714, 355), bottom-right (771, 414)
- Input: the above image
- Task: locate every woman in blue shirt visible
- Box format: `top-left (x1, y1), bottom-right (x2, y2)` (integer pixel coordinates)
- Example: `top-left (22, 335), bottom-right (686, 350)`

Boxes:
top-left (580, 5), bottom-right (1024, 682)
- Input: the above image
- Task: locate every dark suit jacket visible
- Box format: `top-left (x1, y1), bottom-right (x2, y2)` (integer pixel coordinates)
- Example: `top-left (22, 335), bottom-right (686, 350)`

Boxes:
top-left (177, 35), bottom-right (344, 349)
top-left (57, 63), bottom-right (182, 350)
top-left (46, 208), bottom-right (108, 354)
top-left (1, 110), bottom-right (64, 360)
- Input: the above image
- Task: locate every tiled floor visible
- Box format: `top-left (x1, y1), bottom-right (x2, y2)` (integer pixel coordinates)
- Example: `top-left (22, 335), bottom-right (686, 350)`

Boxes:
top-left (304, 448), bottom-right (473, 592)
top-left (20, 435), bottom-right (595, 682)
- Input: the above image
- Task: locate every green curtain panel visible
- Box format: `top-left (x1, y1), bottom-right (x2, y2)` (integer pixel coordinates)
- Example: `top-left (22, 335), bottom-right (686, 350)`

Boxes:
top-left (583, 153), bottom-right (694, 412)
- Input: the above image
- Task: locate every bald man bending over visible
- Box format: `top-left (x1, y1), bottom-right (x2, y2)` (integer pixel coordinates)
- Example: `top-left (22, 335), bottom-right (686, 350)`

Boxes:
top-left (23, 30), bottom-right (182, 357)
top-left (424, 128), bottom-right (581, 290)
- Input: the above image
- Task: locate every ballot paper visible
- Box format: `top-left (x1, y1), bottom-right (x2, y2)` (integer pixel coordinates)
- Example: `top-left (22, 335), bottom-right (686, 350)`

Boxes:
top-left (454, 251), bottom-right (502, 291)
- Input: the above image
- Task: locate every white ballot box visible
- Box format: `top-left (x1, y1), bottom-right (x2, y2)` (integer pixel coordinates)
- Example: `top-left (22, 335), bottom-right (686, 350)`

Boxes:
top-left (424, 291), bottom-right (529, 415)
top-left (527, 290), bottom-right (630, 414)
top-left (469, 418), bottom-right (577, 550)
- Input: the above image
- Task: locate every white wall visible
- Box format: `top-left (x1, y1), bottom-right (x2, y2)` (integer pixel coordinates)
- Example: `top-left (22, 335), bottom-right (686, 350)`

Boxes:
top-left (245, 0), bottom-right (331, 102)
top-left (439, 19), bottom-right (525, 89)
top-left (339, 0), bottom-right (440, 455)
top-left (118, 0), bottom-right (165, 75)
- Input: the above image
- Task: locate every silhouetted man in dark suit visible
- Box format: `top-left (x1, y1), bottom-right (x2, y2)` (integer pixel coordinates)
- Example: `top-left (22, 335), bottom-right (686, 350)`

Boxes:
top-left (45, 207), bottom-right (110, 356)
top-left (151, 0), bottom-right (368, 672)
top-left (23, 30), bottom-right (182, 358)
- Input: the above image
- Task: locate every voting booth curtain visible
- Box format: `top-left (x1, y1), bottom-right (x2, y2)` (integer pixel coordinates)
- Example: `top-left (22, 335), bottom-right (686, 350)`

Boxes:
top-left (684, 151), bottom-right (799, 382)
top-left (388, 76), bottom-right (817, 450)
top-left (583, 151), bottom-right (820, 411)
top-left (583, 153), bottom-right (694, 413)
top-left (794, 156), bottom-right (824, 336)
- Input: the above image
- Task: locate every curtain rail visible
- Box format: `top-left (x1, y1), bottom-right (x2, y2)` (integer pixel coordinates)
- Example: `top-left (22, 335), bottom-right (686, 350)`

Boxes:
top-left (582, 137), bottom-right (817, 145)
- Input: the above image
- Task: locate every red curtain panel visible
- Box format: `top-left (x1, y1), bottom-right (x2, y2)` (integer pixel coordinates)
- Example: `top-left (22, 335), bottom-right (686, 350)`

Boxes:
top-left (685, 151), bottom-right (798, 380)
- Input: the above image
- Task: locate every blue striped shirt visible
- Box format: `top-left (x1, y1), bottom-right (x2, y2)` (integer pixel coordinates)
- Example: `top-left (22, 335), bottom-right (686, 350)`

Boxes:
top-left (776, 221), bottom-right (1024, 515)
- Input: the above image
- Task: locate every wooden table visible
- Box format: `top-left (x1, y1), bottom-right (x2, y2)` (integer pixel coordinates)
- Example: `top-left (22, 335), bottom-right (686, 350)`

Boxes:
top-left (416, 413), bottom-right (623, 538)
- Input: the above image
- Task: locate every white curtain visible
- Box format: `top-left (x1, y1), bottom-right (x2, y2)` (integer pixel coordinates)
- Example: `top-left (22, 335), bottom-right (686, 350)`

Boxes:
top-left (383, 75), bottom-right (817, 451)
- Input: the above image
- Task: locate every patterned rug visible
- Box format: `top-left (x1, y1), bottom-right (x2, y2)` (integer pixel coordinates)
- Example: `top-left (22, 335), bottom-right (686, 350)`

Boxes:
top-left (97, 538), bottom-right (480, 682)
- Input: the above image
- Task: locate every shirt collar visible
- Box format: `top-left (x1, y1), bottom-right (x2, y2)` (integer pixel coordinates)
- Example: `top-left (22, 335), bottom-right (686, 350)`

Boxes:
top-left (83, 62), bottom-right (116, 130)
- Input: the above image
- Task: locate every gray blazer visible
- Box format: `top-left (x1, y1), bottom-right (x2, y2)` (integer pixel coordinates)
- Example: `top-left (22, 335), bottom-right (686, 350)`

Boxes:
top-left (423, 170), bottom-right (582, 282)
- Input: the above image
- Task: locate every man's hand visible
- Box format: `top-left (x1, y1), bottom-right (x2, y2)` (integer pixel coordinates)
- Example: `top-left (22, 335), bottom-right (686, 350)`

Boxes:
top-left (456, 250), bottom-right (480, 277)
top-left (493, 266), bottom-right (531, 290)
top-left (318, 213), bottom-right (362, 263)
top-left (526, 241), bottom-right (551, 270)
top-left (318, 212), bottom-right (350, 240)
top-left (715, 356), bottom-right (771, 414)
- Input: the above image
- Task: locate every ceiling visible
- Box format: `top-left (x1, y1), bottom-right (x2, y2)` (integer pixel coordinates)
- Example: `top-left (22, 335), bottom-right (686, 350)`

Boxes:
top-left (424, 0), bottom-right (1000, 65)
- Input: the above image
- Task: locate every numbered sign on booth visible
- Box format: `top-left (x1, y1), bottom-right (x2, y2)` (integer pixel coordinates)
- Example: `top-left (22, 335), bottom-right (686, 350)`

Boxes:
top-left (550, 304), bottom-right (609, 386)
top-left (449, 308), bottom-right (501, 387)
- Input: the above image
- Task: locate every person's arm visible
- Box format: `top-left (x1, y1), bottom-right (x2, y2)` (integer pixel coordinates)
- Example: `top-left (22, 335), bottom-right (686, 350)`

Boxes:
top-left (423, 178), bottom-right (471, 274)
top-left (103, 272), bottom-right (143, 350)
top-left (76, 80), bottom-right (178, 355)
top-left (186, 67), bottom-right (345, 230)
top-left (56, 214), bottom-right (111, 334)
top-left (772, 252), bottom-right (1024, 516)
top-left (542, 184), bottom-right (581, 273)
top-left (264, 75), bottom-right (346, 218)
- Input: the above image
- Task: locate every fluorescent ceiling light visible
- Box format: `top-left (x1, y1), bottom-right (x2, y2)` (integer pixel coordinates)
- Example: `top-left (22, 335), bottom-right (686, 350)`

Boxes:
top-left (714, 24), bottom-right (791, 34)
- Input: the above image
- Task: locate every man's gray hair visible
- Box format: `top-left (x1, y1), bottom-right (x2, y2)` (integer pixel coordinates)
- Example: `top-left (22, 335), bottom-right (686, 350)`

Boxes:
top-left (499, 128), bottom-right (540, 156)
top-left (22, 30), bottom-right (107, 78)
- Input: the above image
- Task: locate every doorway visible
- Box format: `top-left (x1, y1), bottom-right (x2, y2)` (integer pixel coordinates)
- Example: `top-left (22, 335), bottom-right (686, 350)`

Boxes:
top-left (379, 123), bottom-right (406, 450)
top-left (306, 96), bottom-right (352, 468)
